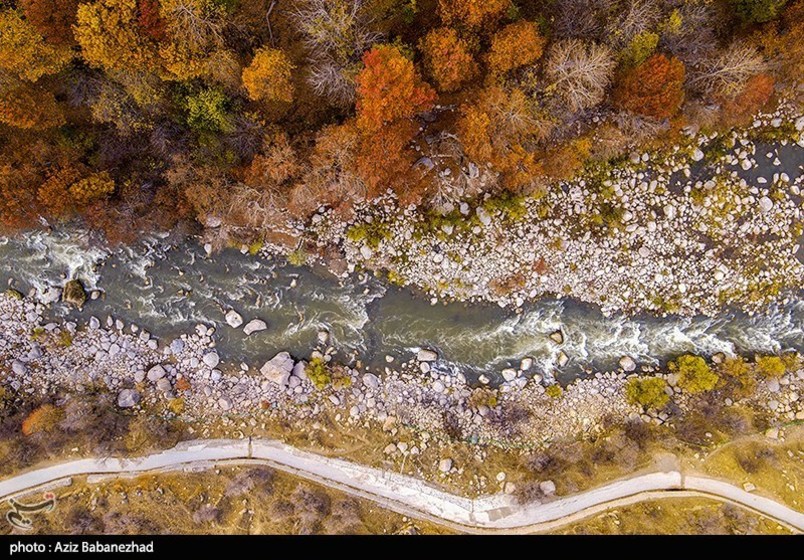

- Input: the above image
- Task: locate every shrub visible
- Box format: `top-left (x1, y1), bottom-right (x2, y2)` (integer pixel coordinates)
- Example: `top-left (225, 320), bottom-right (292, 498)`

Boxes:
top-left (625, 377), bottom-right (670, 409)
top-left (719, 356), bottom-right (757, 399)
top-left (671, 354), bottom-right (719, 394)
top-left (307, 357), bottom-right (331, 390)
top-left (180, 87), bottom-right (234, 133)
top-left (755, 355), bottom-right (786, 378)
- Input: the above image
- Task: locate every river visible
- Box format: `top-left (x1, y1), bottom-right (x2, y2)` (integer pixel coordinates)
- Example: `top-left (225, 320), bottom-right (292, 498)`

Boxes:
top-left (1, 226), bottom-right (802, 384)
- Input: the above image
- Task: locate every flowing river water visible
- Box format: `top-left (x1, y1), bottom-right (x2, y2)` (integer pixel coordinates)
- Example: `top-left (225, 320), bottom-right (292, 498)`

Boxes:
top-left (0, 226), bottom-right (802, 384)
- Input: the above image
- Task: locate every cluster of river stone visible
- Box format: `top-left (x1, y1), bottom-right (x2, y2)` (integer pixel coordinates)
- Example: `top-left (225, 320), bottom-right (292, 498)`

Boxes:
top-left (2, 290), bottom-right (802, 465)
top-left (316, 106), bottom-right (804, 317)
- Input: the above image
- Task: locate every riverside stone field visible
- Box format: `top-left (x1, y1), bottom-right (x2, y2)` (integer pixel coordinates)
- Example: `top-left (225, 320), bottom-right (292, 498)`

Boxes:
top-left (316, 107), bottom-right (804, 316)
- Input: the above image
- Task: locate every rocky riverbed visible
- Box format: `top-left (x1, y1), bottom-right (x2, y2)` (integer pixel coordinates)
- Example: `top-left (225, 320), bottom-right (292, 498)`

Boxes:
top-left (309, 106), bottom-right (804, 317)
top-left (2, 289), bottom-right (802, 457)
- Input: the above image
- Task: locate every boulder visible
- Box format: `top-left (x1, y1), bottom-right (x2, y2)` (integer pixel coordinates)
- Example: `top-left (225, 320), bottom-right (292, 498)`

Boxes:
top-left (225, 310), bottom-right (243, 328)
top-left (202, 351), bottom-right (220, 369)
top-left (147, 364), bottom-right (167, 381)
top-left (417, 348), bottom-right (438, 362)
top-left (243, 319), bottom-right (268, 335)
top-left (539, 480), bottom-right (556, 496)
top-left (549, 330), bottom-right (564, 345)
top-left (362, 373), bottom-right (380, 390)
top-left (501, 368), bottom-right (517, 382)
top-left (156, 378), bottom-right (172, 393)
top-left (619, 356), bottom-right (637, 372)
top-left (11, 360), bottom-right (27, 376)
top-left (62, 279), bottom-right (87, 309)
top-left (261, 351), bottom-right (294, 386)
top-left (292, 360), bottom-right (307, 381)
top-left (556, 351), bottom-right (569, 368)
top-left (170, 339), bottom-right (185, 355)
top-left (117, 389), bottom-right (140, 408)
top-left (438, 458), bottom-right (453, 473)
top-left (520, 357), bottom-right (533, 371)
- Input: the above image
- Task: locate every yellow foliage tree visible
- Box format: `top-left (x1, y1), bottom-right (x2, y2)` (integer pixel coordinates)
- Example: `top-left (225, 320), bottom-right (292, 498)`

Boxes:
top-left (74, 0), bottom-right (158, 73)
top-left (0, 9), bottom-right (71, 82)
top-left (68, 172), bottom-right (115, 204)
top-left (242, 47), bottom-right (295, 103)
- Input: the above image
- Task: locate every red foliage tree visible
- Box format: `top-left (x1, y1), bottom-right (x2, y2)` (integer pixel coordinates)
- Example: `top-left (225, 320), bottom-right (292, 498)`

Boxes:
top-left (137, 0), bottom-right (168, 42)
top-left (614, 53), bottom-right (686, 119)
top-left (721, 73), bottom-right (775, 124)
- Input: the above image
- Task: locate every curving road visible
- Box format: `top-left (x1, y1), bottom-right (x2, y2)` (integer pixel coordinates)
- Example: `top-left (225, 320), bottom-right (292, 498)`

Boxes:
top-left (0, 438), bottom-right (801, 533)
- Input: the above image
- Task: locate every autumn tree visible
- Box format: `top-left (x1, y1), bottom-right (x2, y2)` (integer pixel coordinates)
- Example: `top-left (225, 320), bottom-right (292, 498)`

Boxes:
top-left (74, 0), bottom-right (159, 72)
top-left (721, 73), bottom-right (774, 122)
top-left (22, 404), bottom-right (63, 436)
top-left (689, 43), bottom-right (766, 97)
top-left (242, 47), bottom-right (295, 103)
top-left (293, 0), bottom-right (381, 106)
top-left (38, 165), bottom-right (86, 218)
top-left (0, 8), bottom-right (72, 82)
top-left (614, 53), bottom-right (686, 119)
top-left (0, 77), bottom-right (65, 130)
top-left (438, 0), bottom-right (509, 30)
top-left (458, 86), bottom-right (548, 189)
top-left (355, 44), bottom-right (436, 132)
top-left (544, 39), bottom-right (615, 112)
top-left (671, 354), bottom-right (719, 394)
top-left (731, 0), bottom-right (789, 23)
top-left (420, 27), bottom-right (478, 92)
top-left (137, 0), bottom-right (168, 42)
top-left (487, 21), bottom-right (546, 76)
top-left (625, 377), bottom-right (670, 409)
top-left (69, 172), bottom-right (116, 204)
top-left (749, 0), bottom-right (804, 78)
top-left (19, 0), bottom-right (81, 45)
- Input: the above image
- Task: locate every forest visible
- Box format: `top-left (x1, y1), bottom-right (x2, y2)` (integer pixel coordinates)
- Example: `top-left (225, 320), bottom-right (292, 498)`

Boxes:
top-left (0, 0), bottom-right (801, 246)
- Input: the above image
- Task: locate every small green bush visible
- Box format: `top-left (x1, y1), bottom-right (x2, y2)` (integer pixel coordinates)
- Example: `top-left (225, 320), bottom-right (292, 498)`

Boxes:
top-left (307, 357), bottom-right (331, 390)
top-left (671, 354), bottom-right (719, 394)
top-left (625, 377), bottom-right (669, 409)
top-left (545, 384), bottom-right (563, 398)
top-left (755, 355), bottom-right (786, 378)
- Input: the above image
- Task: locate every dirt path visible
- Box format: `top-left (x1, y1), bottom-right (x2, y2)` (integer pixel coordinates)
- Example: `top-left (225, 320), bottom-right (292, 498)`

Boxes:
top-left (1, 438), bottom-right (801, 534)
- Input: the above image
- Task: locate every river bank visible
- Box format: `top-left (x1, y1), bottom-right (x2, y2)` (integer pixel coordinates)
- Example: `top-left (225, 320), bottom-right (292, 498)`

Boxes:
top-left (301, 105), bottom-right (804, 317)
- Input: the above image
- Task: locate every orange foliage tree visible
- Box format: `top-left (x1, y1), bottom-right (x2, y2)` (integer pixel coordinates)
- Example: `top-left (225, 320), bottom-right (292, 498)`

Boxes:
top-left (0, 78), bottom-right (65, 130)
top-left (355, 45), bottom-right (436, 132)
top-left (420, 27), bottom-right (478, 92)
top-left (37, 165), bottom-right (87, 218)
top-left (438, 0), bottom-right (509, 30)
top-left (21, 404), bottom-right (63, 436)
top-left (614, 53), bottom-right (686, 119)
top-left (487, 20), bottom-right (546, 76)
top-left (242, 47), bottom-right (295, 103)
top-left (458, 86), bottom-right (546, 190)
top-left (19, 0), bottom-right (80, 45)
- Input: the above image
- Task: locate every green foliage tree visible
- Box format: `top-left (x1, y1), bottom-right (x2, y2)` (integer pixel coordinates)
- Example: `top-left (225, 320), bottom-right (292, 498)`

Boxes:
top-left (625, 377), bottom-right (670, 409)
top-left (179, 87), bottom-right (234, 133)
top-left (306, 357), bottom-right (331, 390)
top-left (731, 0), bottom-right (789, 23)
top-left (671, 354), bottom-right (719, 394)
